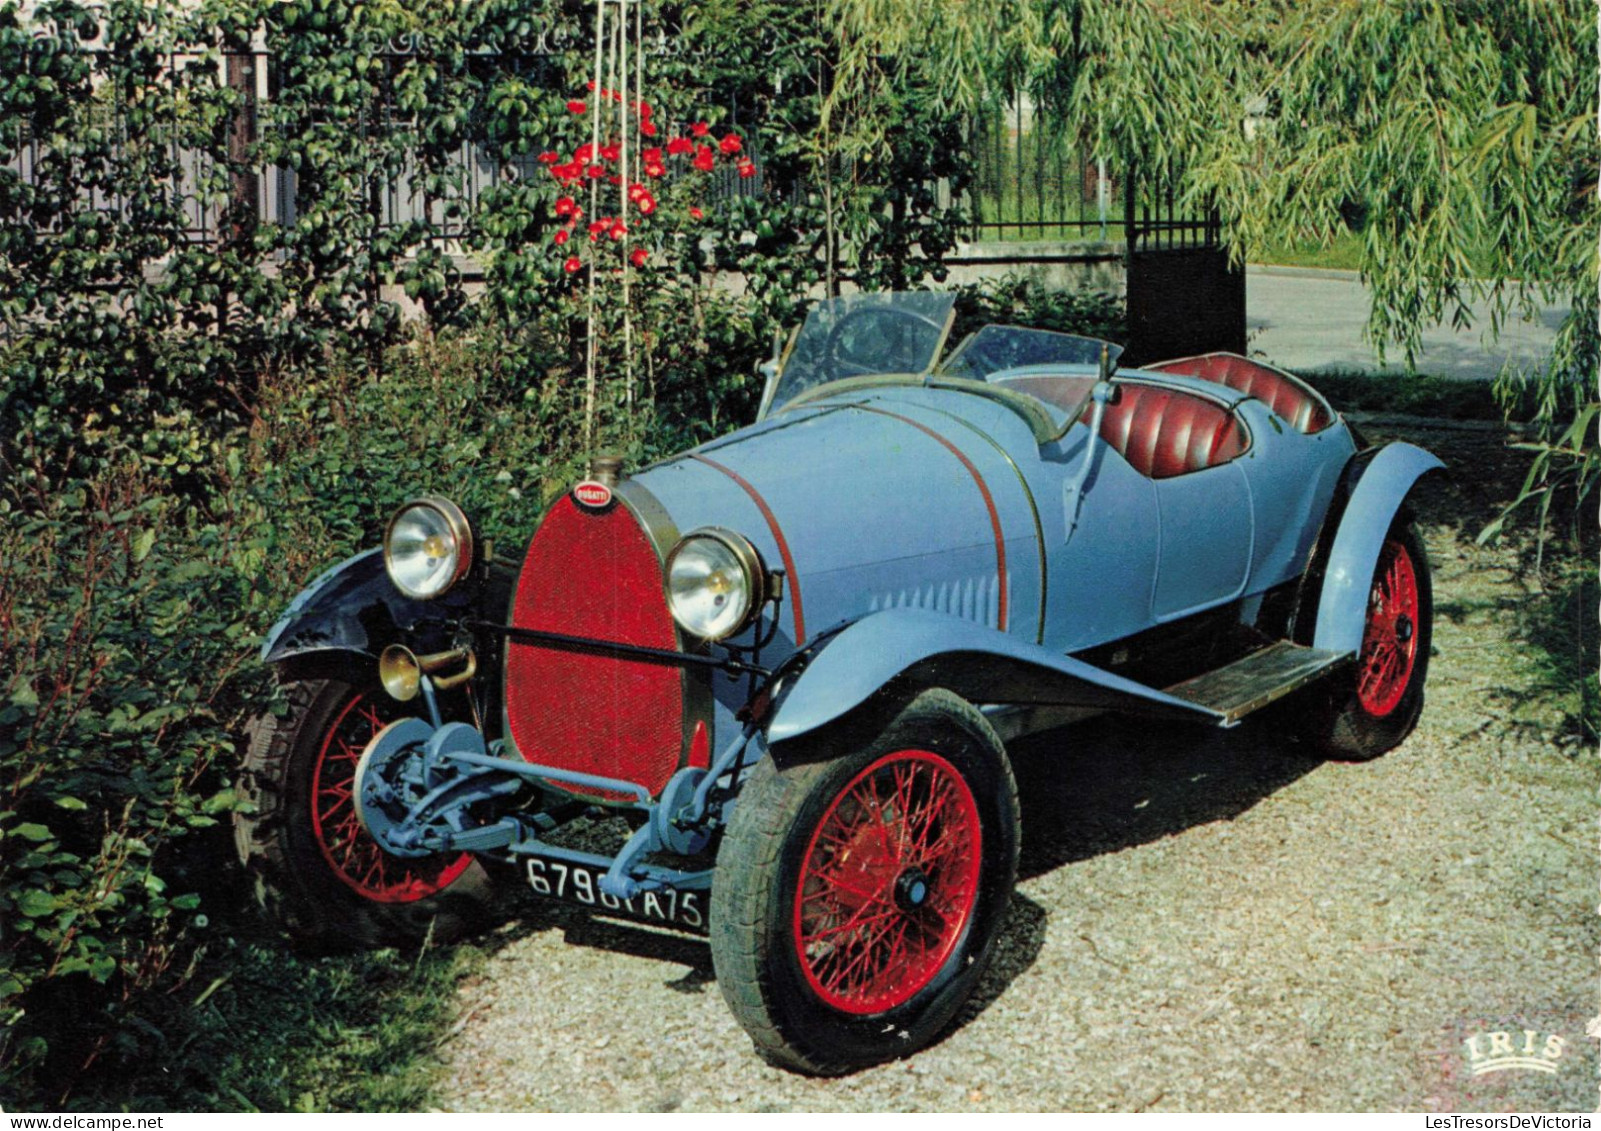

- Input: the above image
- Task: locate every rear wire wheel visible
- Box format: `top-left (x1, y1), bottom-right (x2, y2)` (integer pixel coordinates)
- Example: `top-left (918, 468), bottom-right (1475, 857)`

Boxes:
top-left (711, 689), bottom-right (1018, 1074)
top-left (236, 678), bottom-right (499, 950)
top-left (1304, 521), bottom-right (1433, 760)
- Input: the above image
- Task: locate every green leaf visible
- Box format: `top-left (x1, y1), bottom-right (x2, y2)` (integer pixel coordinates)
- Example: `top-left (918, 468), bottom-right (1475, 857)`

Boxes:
top-left (12, 823), bottom-right (54, 842)
top-left (133, 527), bottom-right (156, 562)
top-left (16, 890), bottom-right (57, 918)
top-left (54, 796), bottom-right (89, 811)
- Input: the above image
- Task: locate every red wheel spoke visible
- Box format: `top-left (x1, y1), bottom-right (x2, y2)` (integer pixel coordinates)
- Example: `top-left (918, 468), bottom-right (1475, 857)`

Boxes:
top-left (792, 749), bottom-right (983, 1015)
top-left (308, 690), bottom-right (473, 904)
top-left (1355, 538), bottom-right (1421, 718)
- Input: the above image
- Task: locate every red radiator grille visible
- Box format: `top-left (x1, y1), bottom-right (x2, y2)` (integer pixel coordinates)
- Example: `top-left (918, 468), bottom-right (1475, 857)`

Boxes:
top-left (505, 495), bottom-right (684, 800)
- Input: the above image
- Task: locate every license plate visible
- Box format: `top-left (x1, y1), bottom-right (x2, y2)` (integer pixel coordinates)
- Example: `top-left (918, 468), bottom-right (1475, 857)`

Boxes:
top-left (524, 856), bottom-right (707, 933)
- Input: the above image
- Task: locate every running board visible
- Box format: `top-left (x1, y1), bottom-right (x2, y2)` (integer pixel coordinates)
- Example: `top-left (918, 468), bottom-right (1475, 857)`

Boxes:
top-left (1163, 641), bottom-right (1352, 726)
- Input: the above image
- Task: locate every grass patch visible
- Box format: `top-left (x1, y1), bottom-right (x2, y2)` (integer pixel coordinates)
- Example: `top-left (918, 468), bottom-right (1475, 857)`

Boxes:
top-left (25, 930), bottom-right (482, 1112)
top-left (1254, 232), bottom-right (1365, 272)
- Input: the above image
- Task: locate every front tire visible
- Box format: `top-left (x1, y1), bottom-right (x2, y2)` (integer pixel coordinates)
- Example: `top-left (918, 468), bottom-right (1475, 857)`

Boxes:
top-left (1303, 521), bottom-right (1433, 760)
top-left (710, 689), bottom-right (1019, 1075)
top-left (235, 678), bottom-right (499, 950)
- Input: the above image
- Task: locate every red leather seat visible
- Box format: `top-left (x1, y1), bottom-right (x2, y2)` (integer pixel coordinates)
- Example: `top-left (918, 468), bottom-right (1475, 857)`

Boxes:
top-left (1146, 353), bottom-right (1333, 434)
top-left (1088, 383), bottom-right (1247, 479)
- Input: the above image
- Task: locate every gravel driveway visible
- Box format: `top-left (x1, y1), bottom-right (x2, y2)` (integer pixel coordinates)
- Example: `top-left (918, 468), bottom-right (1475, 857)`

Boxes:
top-left (437, 423), bottom-right (1596, 1113)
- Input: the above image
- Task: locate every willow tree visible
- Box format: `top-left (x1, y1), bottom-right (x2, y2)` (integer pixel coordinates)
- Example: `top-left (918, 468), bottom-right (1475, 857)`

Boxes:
top-left (829, 0), bottom-right (1598, 531)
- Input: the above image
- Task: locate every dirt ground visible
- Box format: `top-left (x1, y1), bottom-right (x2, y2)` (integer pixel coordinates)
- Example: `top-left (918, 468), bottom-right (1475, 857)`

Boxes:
top-left (435, 421), bottom-right (1597, 1113)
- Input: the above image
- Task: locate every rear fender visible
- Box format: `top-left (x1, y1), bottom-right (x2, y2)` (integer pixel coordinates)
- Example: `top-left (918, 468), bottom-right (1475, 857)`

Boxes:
top-left (1311, 442), bottom-right (1444, 655)
top-left (763, 607), bottom-right (1224, 750)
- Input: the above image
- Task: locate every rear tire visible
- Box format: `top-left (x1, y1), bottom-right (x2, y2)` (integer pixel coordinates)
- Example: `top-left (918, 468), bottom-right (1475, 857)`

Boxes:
top-left (235, 678), bottom-right (500, 951)
top-left (710, 689), bottom-right (1019, 1075)
top-left (1302, 521), bottom-right (1433, 760)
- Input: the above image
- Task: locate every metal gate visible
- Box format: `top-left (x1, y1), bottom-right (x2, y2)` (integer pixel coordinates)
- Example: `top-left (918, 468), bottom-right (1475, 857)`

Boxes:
top-left (1121, 176), bottom-right (1245, 366)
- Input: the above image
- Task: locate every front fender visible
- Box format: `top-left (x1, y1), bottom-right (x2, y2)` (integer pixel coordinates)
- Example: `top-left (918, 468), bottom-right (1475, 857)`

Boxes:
top-left (1312, 441), bottom-right (1444, 655)
top-left (764, 607), bottom-right (1224, 746)
top-left (260, 549), bottom-right (483, 666)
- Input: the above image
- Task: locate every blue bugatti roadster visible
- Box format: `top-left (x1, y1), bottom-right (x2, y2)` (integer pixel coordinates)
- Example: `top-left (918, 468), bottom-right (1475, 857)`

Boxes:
top-left (237, 291), bottom-right (1441, 1073)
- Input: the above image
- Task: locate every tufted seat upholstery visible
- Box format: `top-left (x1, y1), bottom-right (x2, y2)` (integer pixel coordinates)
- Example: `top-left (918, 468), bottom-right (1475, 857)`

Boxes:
top-left (1146, 352), bottom-right (1333, 434)
top-left (1086, 382), bottom-right (1247, 479)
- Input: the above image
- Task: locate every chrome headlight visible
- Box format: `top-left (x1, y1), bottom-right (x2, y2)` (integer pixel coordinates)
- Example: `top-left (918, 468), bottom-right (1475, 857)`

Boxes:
top-left (384, 497), bottom-right (474, 600)
top-left (665, 528), bottom-right (766, 641)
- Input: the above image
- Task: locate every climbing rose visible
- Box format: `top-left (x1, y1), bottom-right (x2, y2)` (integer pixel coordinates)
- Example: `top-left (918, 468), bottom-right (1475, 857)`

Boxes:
top-left (600, 144), bottom-right (620, 162)
top-left (636, 191), bottom-right (656, 215)
top-left (642, 147), bottom-right (663, 165)
top-left (609, 220), bottom-right (627, 240)
top-left (667, 137), bottom-right (693, 156)
top-left (737, 158), bottom-right (756, 178)
top-left (575, 143), bottom-right (594, 162)
top-left (588, 219), bottom-right (608, 241)
top-left (585, 164), bottom-right (605, 179)
top-left (689, 206), bottom-right (704, 220)
top-left (564, 255), bottom-right (582, 273)
top-left (566, 100), bottom-right (586, 113)
top-left (690, 121), bottom-right (709, 137)
top-left (553, 229), bottom-right (569, 246)
top-left (630, 247), bottom-right (648, 267)
top-left (537, 151), bottom-right (559, 165)
top-left (641, 121), bottom-right (657, 136)
top-left (555, 196), bottom-right (576, 216)
top-left (692, 145), bottom-right (715, 172)
top-left (644, 161), bottom-right (665, 178)
top-left (719, 134), bottom-right (742, 155)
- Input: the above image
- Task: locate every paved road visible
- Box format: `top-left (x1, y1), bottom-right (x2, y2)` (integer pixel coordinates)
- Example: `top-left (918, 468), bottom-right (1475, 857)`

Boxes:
top-left (1247, 265), bottom-right (1569, 381)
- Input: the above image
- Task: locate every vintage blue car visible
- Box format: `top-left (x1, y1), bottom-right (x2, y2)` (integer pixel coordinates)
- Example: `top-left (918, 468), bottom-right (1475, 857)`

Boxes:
top-left (237, 291), bottom-right (1441, 1074)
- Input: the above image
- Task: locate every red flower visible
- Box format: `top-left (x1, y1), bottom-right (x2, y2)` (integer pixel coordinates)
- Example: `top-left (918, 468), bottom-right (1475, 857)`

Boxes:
top-left (575, 143), bottom-right (594, 162)
top-left (588, 219), bottom-right (608, 241)
top-left (636, 191), bottom-right (656, 215)
top-left (564, 255), bottom-right (582, 273)
top-left (693, 145), bottom-right (716, 172)
top-left (719, 134), bottom-right (742, 155)
top-left (689, 206), bottom-right (704, 220)
top-left (642, 146), bottom-right (663, 165)
top-left (667, 137), bottom-right (693, 156)
top-left (608, 174), bottom-right (622, 185)
top-left (638, 101), bottom-right (653, 120)
top-left (691, 121), bottom-right (709, 137)
top-left (585, 164), bottom-right (605, 179)
top-left (644, 161), bottom-right (665, 178)
top-left (640, 121), bottom-right (657, 137)
top-left (600, 144), bottom-right (620, 162)
top-left (627, 182), bottom-right (646, 201)
top-left (566, 99), bottom-right (586, 114)
top-left (553, 162), bottom-right (582, 183)
top-left (555, 196), bottom-right (576, 216)
top-left (630, 247), bottom-right (649, 267)
top-left (553, 229), bottom-right (570, 246)
top-left (737, 158), bottom-right (756, 178)
top-left (537, 151), bottom-right (559, 165)
top-left (586, 80), bottom-right (597, 91)
top-left (611, 90), bottom-right (623, 102)
top-left (609, 220), bottom-right (627, 240)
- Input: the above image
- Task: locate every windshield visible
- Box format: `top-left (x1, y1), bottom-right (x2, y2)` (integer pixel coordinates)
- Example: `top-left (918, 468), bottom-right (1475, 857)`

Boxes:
top-left (763, 292), bottom-right (956, 416)
top-left (937, 324), bottom-right (1123, 380)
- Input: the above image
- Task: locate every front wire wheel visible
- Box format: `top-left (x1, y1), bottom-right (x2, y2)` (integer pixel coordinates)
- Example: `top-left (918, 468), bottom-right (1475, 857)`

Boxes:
top-left (236, 678), bottom-right (499, 950)
top-left (711, 689), bottom-right (1019, 1074)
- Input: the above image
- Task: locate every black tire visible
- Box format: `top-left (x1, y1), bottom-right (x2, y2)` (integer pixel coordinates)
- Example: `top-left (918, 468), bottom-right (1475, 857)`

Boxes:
top-left (710, 688), bottom-right (1019, 1075)
top-left (234, 677), bottom-right (500, 951)
top-left (1302, 521), bottom-right (1433, 760)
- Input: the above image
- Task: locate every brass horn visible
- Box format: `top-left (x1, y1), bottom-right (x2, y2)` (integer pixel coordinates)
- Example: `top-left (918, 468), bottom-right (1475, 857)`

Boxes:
top-left (379, 644), bottom-right (477, 701)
